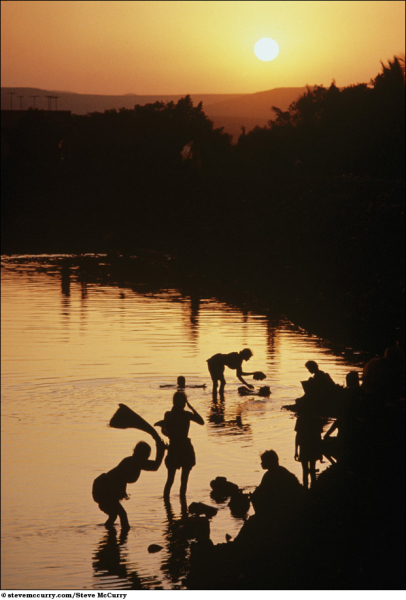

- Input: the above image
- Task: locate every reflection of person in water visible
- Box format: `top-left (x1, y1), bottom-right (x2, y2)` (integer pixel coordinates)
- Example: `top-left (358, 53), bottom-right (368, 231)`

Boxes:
top-left (294, 404), bottom-right (324, 489)
top-left (161, 497), bottom-right (189, 584)
top-left (92, 438), bottom-right (165, 531)
top-left (156, 392), bottom-right (204, 500)
top-left (207, 349), bottom-right (256, 395)
top-left (93, 527), bottom-right (144, 588)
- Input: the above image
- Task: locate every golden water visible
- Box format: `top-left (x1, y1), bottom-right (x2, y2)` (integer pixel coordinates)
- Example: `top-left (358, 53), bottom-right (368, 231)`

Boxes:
top-left (1, 256), bottom-right (366, 590)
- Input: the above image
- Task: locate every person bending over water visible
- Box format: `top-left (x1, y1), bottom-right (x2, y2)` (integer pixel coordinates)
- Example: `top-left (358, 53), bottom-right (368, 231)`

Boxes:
top-left (207, 349), bottom-right (259, 395)
top-left (155, 391), bottom-right (204, 500)
top-left (92, 437), bottom-right (165, 531)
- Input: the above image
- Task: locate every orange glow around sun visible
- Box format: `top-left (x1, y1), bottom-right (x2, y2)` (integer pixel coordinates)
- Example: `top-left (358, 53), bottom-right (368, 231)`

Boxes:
top-left (1, 1), bottom-right (405, 94)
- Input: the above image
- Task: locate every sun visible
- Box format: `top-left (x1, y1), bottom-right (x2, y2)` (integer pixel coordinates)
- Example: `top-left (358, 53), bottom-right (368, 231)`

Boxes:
top-left (254, 38), bottom-right (279, 61)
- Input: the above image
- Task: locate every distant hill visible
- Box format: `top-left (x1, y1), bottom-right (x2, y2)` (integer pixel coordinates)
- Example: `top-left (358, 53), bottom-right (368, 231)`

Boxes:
top-left (205, 87), bottom-right (307, 118)
top-left (0, 87), bottom-right (241, 114)
top-left (1, 86), bottom-right (307, 140)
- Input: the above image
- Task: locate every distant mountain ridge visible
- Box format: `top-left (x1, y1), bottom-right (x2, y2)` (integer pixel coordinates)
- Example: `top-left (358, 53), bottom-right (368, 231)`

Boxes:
top-left (1, 86), bottom-right (307, 139)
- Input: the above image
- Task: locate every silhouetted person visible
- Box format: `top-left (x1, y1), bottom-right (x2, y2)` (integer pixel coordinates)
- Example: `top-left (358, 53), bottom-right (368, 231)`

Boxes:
top-left (323, 371), bottom-right (362, 464)
top-left (160, 376), bottom-right (185, 389)
top-left (160, 376), bottom-right (206, 389)
top-left (207, 349), bottom-right (256, 396)
top-left (177, 376), bottom-right (186, 389)
top-left (305, 360), bottom-right (335, 390)
top-left (300, 360), bottom-right (336, 412)
top-left (251, 450), bottom-right (302, 520)
top-left (155, 392), bottom-right (204, 500)
top-left (294, 404), bottom-right (323, 489)
top-left (92, 437), bottom-right (165, 532)
top-left (235, 450), bottom-right (302, 546)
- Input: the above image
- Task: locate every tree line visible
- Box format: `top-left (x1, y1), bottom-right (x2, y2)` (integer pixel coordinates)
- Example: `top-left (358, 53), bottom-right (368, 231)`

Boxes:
top-left (1, 57), bottom-right (404, 349)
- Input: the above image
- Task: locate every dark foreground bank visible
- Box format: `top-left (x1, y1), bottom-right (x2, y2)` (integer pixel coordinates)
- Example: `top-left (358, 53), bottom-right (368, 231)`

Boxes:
top-left (185, 396), bottom-right (405, 590)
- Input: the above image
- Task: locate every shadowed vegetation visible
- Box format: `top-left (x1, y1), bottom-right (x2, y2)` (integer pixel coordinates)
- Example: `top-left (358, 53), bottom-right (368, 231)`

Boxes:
top-left (1, 59), bottom-right (404, 351)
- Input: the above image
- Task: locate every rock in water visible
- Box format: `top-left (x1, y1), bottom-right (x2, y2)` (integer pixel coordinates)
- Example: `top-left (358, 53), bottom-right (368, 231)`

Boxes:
top-left (148, 544), bottom-right (163, 553)
top-left (189, 502), bottom-right (218, 518)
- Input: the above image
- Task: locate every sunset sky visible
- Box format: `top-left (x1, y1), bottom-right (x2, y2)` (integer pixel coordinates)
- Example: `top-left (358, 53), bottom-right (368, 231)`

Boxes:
top-left (1, 0), bottom-right (405, 95)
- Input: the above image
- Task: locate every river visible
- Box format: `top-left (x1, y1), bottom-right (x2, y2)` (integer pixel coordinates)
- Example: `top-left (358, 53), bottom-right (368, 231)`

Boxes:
top-left (1, 255), bottom-right (368, 590)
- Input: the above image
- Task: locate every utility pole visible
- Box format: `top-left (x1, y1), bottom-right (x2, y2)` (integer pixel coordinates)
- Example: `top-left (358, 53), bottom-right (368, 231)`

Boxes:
top-left (54, 96), bottom-right (59, 111)
top-left (45, 95), bottom-right (53, 110)
top-left (8, 92), bottom-right (15, 110)
top-left (30, 95), bottom-right (39, 108)
top-left (18, 95), bottom-right (24, 110)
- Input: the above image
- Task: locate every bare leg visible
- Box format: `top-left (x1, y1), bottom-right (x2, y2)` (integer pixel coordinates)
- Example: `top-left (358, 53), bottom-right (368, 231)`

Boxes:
top-left (103, 502), bottom-right (119, 527)
top-left (180, 494), bottom-right (188, 518)
top-left (302, 462), bottom-right (309, 490)
top-left (105, 513), bottom-right (117, 528)
top-left (180, 467), bottom-right (191, 498)
top-left (208, 364), bottom-right (218, 395)
top-left (211, 377), bottom-right (219, 396)
top-left (309, 460), bottom-right (317, 487)
top-left (117, 503), bottom-right (130, 531)
top-left (164, 467), bottom-right (176, 499)
top-left (219, 375), bottom-right (226, 394)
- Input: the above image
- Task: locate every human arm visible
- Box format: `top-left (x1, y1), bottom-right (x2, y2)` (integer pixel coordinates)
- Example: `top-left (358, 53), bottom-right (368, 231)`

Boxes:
top-left (186, 400), bottom-right (204, 425)
top-left (236, 365), bottom-right (254, 388)
top-left (143, 438), bottom-right (166, 471)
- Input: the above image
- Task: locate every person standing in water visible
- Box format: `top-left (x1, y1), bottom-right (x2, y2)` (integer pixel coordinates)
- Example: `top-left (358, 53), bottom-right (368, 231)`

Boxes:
top-left (207, 349), bottom-right (258, 396)
top-left (294, 403), bottom-right (324, 490)
top-left (155, 391), bottom-right (204, 500)
top-left (92, 437), bottom-right (165, 532)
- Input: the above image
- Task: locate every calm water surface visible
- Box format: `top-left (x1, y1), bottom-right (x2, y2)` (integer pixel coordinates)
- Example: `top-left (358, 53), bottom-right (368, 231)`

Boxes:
top-left (1, 256), bottom-right (367, 590)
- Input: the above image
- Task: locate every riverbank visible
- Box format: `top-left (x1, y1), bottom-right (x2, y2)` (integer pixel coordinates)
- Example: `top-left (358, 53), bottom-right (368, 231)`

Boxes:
top-left (185, 395), bottom-right (405, 590)
top-left (2, 170), bottom-right (404, 354)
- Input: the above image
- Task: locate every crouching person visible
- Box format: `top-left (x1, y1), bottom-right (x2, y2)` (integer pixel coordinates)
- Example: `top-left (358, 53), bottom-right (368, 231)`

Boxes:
top-left (235, 450), bottom-right (302, 547)
top-left (92, 437), bottom-right (166, 532)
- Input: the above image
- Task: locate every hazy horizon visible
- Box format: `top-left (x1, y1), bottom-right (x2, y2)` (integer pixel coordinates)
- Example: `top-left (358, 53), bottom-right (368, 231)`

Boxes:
top-left (0, 84), bottom-right (304, 96)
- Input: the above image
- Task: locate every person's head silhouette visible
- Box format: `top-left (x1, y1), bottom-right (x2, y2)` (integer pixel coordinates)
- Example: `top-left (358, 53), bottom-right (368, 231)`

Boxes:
top-left (260, 450), bottom-right (279, 470)
top-left (177, 376), bottom-right (186, 388)
top-left (240, 348), bottom-right (253, 361)
top-left (173, 391), bottom-right (187, 410)
top-left (305, 360), bottom-right (319, 374)
top-left (132, 441), bottom-right (151, 462)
